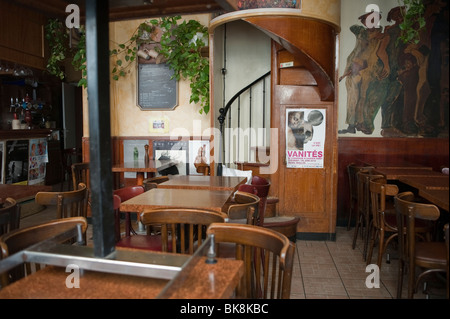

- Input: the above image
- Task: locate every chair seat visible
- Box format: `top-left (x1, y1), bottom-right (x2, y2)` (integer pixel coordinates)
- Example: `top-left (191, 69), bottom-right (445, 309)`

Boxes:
top-left (415, 242), bottom-right (447, 268)
top-left (116, 234), bottom-right (172, 251)
top-left (263, 216), bottom-right (300, 242)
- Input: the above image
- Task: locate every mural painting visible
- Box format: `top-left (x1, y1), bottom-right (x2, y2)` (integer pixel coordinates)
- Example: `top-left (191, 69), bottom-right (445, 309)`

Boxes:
top-left (339, 0), bottom-right (449, 138)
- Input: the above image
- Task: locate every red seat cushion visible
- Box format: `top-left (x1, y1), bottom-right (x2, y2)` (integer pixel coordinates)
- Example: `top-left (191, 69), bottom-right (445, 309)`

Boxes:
top-left (116, 234), bottom-right (172, 251)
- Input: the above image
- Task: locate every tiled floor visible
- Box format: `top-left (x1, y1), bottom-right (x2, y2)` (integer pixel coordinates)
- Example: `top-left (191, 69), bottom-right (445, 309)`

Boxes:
top-left (18, 201), bottom-right (447, 299)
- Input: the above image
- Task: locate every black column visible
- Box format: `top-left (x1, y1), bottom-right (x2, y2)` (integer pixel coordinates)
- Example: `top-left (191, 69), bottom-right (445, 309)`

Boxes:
top-left (85, 0), bottom-right (115, 257)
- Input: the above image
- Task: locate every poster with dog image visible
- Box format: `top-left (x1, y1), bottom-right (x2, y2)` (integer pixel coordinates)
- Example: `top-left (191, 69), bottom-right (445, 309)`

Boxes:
top-left (286, 108), bottom-right (326, 168)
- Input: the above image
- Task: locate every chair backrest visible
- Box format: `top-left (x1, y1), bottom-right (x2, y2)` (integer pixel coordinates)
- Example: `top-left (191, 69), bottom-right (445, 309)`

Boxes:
top-left (140, 208), bottom-right (228, 254)
top-left (238, 176), bottom-right (270, 225)
top-left (347, 164), bottom-right (373, 201)
top-left (368, 176), bottom-right (398, 228)
top-left (0, 198), bottom-right (20, 236)
top-left (0, 216), bottom-right (88, 286)
top-left (227, 191), bottom-right (260, 225)
top-left (355, 169), bottom-right (377, 217)
top-left (35, 183), bottom-right (89, 219)
top-left (395, 192), bottom-right (441, 274)
top-left (72, 162), bottom-right (90, 190)
top-left (207, 223), bottom-right (295, 299)
top-left (113, 185), bottom-right (145, 202)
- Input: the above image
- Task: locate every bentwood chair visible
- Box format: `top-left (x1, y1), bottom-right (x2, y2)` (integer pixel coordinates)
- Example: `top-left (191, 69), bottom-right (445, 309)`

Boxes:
top-left (243, 176), bottom-right (300, 242)
top-left (395, 192), bottom-right (448, 299)
top-left (366, 177), bottom-right (399, 268)
top-left (227, 191), bottom-right (260, 225)
top-left (0, 198), bottom-right (20, 236)
top-left (346, 163), bottom-right (373, 230)
top-left (35, 183), bottom-right (89, 219)
top-left (140, 208), bottom-right (228, 254)
top-left (72, 162), bottom-right (90, 190)
top-left (113, 185), bottom-right (145, 237)
top-left (72, 162), bottom-right (91, 215)
top-left (352, 169), bottom-right (377, 253)
top-left (0, 217), bottom-right (87, 286)
top-left (207, 223), bottom-right (295, 299)
top-left (60, 147), bottom-right (82, 191)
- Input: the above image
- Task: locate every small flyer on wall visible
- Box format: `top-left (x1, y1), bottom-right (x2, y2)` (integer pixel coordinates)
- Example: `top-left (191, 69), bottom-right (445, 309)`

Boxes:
top-left (28, 138), bottom-right (48, 185)
top-left (286, 108), bottom-right (326, 168)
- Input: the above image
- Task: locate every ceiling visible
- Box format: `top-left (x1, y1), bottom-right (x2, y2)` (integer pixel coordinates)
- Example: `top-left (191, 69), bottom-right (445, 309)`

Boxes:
top-left (12, 0), bottom-right (238, 21)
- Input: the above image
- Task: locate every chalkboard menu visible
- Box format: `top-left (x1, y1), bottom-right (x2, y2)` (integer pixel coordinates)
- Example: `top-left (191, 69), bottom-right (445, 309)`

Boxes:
top-left (137, 63), bottom-right (178, 110)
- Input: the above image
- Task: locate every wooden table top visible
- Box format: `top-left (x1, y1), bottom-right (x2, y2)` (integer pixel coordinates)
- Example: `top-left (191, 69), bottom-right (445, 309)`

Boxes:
top-left (0, 255), bottom-right (243, 299)
top-left (112, 160), bottom-right (177, 173)
top-left (373, 168), bottom-right (444, 180)
top-left (358, 160), bottom-right (432, 170)
top-left (0, 184), bottom-right (53, 204)
top-left (158, 175), bottom-right (247, 191)
top-left (120, 188), bottom-right (234, 213)
top-left (399, 176), bottom-right (449, 191)
top-left (419, 189), bottom-right (449, 212)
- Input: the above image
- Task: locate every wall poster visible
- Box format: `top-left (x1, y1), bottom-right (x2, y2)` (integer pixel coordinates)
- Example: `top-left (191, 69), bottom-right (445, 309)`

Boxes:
top-left (5, 140), bottom-right (29, 184)
top-left (286, 108), bottom-right (326, 168)
top-left (28, 138), bottom-right (48, 185)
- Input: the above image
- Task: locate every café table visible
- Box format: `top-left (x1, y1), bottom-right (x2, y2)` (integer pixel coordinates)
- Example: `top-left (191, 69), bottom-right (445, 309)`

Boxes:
top-left (398, 176), bottom-right (449, 191)
top-left (0, 184), bottom-right (52, 204)
top-left (417, 189), bottom-right (449, 212)
top-left (112, 159), bottom-right (178, 186)
top-left (0, 244), bottom-right (243, 299)
top-left (373, 168), bottom-right (444, 180)
top-left (358, 160), bottom-right (432, 170)
top-left (120, 188), bottom-right (234, 214)
top-left (157, 175), bottom-right (247, 191)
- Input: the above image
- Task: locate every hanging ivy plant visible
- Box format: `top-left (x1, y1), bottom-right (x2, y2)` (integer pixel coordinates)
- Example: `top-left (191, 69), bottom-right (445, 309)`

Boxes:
top-left (398, 0), bottom-right (426, 44)
top-left (45, 19), bottom-right (87, 87)
top-left (110, 16), bottom-right (210, 114)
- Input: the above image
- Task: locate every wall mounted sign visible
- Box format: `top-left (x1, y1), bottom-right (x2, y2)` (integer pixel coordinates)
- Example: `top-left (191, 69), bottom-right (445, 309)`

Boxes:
top-left (286, 108), bottom-right (326, 168)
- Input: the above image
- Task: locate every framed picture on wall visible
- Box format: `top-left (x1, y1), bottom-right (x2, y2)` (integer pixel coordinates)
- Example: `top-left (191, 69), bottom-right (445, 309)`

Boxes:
top-left (153, 140), bottom-right (188, 175)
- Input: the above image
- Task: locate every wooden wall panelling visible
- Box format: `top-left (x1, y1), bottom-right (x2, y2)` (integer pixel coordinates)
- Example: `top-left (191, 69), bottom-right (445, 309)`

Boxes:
top-left (0, 1), bottom-right (46, 70)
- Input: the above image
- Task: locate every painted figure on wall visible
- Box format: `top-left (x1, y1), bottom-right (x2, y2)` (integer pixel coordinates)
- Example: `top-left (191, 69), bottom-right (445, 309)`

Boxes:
top-left (339, 0), bottom-right (449, 138)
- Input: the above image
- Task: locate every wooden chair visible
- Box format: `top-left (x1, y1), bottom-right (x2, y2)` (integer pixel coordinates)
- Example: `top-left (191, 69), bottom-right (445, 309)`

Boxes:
top-left (140, 208), bottom-right (228, 254)
top-left (227, 191), bottom-right (260, 225)
top-left (238, 176), bottom-right (271, 226)
top-left (35, 183), bottom-right (89, 219)
top-left (207, 223), bottom-right (295, 299)
top-left (72, 162), bottom-right (90, 190)
top-left (0, 198), bottom-right (20, 236)
top-left (113, 185), bottom-right (145, 237)
top-left (0, 216), bottom-right (88, 286)
top-left (72, 162), bottom-right (91, 215)
top-left (395, 192), bottom-right (448, 299)
top-left (346, 163), bottom-right (373, 230)
top-left (242, 176), bottom-right (300, 242)
top-left (352, 169), bottom-right (376, 252)
top-left (60, 147), bottom-right (82, 191)
top-left (366, 176), bottom-right (399, 268)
